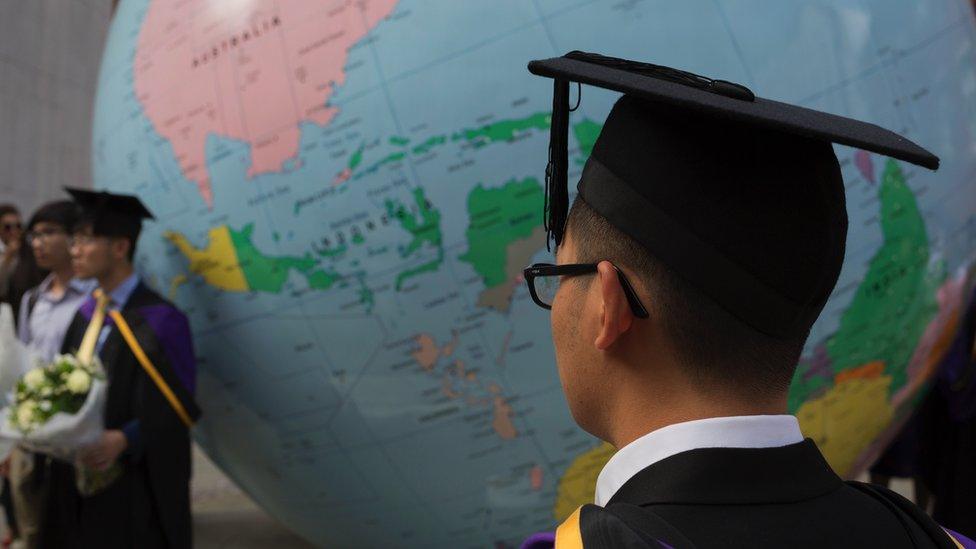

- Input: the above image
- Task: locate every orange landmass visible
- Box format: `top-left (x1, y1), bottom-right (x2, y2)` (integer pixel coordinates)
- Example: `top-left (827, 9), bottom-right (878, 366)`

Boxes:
top-left (834, 360), bottom-right (885, 385)
top-left (411, 333), bottom-right (440, 372)
top-left (492, 395), bottom-right (518, 440)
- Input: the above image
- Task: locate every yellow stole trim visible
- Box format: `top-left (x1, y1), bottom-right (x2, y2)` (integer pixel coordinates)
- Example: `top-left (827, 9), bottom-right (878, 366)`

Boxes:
top-left (555, 506), bottom-right (584, 549)
top-left (76, 290), bottom-right (110, 365)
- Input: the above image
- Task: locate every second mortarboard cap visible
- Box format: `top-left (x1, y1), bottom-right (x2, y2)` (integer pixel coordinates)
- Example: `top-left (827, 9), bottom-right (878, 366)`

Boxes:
top-left (65, 187), bottom-right (154, 242)
top-left (527, 51), bottom-right (940, 339)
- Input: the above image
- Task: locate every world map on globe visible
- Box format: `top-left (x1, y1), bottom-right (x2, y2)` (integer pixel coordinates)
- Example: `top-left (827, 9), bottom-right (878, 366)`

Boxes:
top-left (93, 1), bottom-right (976, 546)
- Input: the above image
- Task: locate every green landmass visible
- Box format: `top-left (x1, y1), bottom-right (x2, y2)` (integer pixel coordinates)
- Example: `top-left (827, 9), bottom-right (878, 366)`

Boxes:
top-left (394, 259), bottom-right (442, 290)
top-left (459, 177), bottom-right (544, 288)
top-left (386, 187), bottom-right (444, 289)
top-left (453, 112), bottom-right (550, 148)
top-left (230, 224), bottom-right (344, 293)
top-left (230, 224), bottom-right (317, 292)
top-left (823, 159), bottom-right (942, 393)
top-left (348, 145), bottom-right (365, 171)
top-left (317, 243), bottom-right (348, 258)
top-left (412, 135), bottom-right (446, 155)
top-left (306, 269), bottom-right (341, 290)
top-left (356, 151), bottom-right (407, 179)
top-left (573, 119), bottom-right (602, 163)
top-left (358, 276), bottom-right (374, 312)
top-left (342, 111), bottom-right (605, 182)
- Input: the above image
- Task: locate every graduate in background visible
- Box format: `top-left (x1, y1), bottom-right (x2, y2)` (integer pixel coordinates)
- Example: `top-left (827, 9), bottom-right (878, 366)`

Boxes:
top-left (42, 189), bottom-right (200, 549)
top-left (11, 200), bottom-right (95, 549)
top-left (519, 52), bottom-right (972, 548)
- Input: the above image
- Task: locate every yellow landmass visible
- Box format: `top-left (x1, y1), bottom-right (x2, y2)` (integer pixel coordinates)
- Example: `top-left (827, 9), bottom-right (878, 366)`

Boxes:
top-left (553, 442), bottom-right (615, 521)
top-left (797, 373), bottom-right (894, 476)
top-left (165, 227), bottom-right (249, 292)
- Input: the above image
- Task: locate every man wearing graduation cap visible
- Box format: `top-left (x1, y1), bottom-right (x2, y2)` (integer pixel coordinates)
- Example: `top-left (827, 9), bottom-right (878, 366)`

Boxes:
top-left (41, 189), bottom-right (200, 548)
top-left (518, 52), bottom-right (974, 548)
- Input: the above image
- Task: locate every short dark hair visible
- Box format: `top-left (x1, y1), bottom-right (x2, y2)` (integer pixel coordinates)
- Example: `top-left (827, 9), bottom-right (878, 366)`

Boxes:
top-left (0, 204), bottom-right (19, 218)
top-left (28, 200), bottom-right (80, 232)
top-left (565, 197), bottom-right (806, 399)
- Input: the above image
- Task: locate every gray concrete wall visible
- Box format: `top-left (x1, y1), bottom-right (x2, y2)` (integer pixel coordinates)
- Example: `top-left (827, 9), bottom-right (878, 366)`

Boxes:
top-left (0, 0), bottom-right (110, 213)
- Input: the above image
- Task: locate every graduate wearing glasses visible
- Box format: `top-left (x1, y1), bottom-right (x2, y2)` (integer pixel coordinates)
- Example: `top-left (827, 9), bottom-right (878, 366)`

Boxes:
top-left (41, 189), bottom-right (200, 549)
top-left (518, 52), bottom-right (971, 548)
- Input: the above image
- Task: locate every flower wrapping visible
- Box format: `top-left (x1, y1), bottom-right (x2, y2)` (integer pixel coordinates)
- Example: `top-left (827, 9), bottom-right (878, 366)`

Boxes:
top-left (0, 304), bottom-right (34, 403)
top-left (0, 354), bottom-right (107, 462)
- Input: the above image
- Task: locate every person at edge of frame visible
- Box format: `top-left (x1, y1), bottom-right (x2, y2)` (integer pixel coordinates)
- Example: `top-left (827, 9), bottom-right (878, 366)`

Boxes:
top-left (517, 50), bottom-right (974, 549)
top-left (41, 189), bottom-right (200, 549)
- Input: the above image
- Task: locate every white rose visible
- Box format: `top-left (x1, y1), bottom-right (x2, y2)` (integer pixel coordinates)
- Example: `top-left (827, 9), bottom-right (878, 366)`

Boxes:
top-left (23, 368), bottom-right (46, 390)
top-left (66, 369), bottom-right (91, 394)
top-left (16, 402), bottom-right (35, 429)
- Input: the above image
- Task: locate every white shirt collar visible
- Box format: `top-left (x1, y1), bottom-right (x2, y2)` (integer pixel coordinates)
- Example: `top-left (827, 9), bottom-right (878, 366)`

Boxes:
top-left (594, 414), bottom-right (804, 506)
top-left (36, 274), bottom-right (96, 301)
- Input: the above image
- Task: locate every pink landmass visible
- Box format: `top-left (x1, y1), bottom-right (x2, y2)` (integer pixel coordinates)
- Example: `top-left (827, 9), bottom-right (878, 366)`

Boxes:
top-left (332, 168), bottom-right (352, 186)
top-left (134, 0), bottom-right (399, 206)
top-left (530, 465), bottom-right (544, 491)
top-left (854, 150), bottom-right (875, 185)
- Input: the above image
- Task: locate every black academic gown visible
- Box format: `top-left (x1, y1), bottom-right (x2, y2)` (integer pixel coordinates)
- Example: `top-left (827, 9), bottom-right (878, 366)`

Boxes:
top-left (41, 284), bottom-right (200, 549)
top-left (564, 440), bottom-right (960, 548)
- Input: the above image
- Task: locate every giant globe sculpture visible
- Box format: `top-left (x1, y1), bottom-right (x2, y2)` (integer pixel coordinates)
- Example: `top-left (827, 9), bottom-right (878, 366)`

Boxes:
top-left (93, 1), bottom-right (976, 546)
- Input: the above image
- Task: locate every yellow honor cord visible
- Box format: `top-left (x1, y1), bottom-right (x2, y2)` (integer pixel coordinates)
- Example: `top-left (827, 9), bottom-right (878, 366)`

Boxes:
top-left (555, 506), bottom-right (584, 549)
top-left (108, 310), bottom-right (194, 428)
top-left (76, 290), bottom-right (110, 366)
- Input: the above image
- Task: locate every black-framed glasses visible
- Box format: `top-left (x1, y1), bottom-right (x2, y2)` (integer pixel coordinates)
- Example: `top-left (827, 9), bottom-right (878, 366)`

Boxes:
top-left (522, 262), bottom-right (649, 318)
top-left (25, 228), bottom-right (66, 245)
top-left (67, 234), bottom-right (101, 248)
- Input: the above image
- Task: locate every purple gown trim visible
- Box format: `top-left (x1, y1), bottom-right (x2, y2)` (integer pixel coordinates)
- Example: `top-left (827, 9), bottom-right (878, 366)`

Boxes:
top-left (77, 297), bottom-right (197, 394)
top-left (519, 532), bottom-right (555, 549)
top-left (947, 528), bottom-right (976, 549)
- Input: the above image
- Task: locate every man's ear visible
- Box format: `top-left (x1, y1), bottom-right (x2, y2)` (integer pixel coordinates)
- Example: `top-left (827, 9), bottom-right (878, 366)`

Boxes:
top-left (111, 237), bottom-right (131, 262)
top-left (594, 261), bottom-right (634, 350)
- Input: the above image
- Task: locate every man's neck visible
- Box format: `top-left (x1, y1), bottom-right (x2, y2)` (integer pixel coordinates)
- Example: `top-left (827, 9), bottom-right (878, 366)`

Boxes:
top-left (97, 264), bottom-right (135, 295)
top-left (603, 363), bottom-right (788, 449)
top-left (46, 265), bottom-right (74, 296)
top-left (52, 265), bottom-right (74, 287)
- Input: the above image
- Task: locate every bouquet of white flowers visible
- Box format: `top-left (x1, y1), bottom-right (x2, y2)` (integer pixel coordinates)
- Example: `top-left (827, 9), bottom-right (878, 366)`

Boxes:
top-left (0, 352), bottom-right (121, 496)
top-left (0, 353), bottom-right (108, 460)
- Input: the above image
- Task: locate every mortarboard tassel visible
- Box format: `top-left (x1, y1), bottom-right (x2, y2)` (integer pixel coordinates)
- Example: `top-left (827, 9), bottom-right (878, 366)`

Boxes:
top-left (544, 78), bottom-right (570, 250)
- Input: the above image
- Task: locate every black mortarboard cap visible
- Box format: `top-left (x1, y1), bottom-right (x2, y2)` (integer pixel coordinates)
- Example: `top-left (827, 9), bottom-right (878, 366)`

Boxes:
top-left (528, 51), bottom-right (940, 339)
top-left (65, 187), bottom-right (154, 242)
